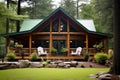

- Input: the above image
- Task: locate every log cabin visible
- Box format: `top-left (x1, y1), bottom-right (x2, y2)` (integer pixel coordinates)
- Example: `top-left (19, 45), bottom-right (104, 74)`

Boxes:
top-left (0, 7), bottom-right (112, 60)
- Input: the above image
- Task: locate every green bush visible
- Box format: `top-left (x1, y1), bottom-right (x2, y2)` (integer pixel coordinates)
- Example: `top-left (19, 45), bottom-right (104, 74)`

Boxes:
top-left (60, 47), bottom-right (68, 53)
top-left (94, 52), bottom-right (108, 65)
top-left (6, 50), bottom-right (16, 61)
top-left (51, 47), bottom-right (57, 53)
top-left (83, 52), bottom-right (89, 61)
top-left (30, 52), bottom-right (38, 61)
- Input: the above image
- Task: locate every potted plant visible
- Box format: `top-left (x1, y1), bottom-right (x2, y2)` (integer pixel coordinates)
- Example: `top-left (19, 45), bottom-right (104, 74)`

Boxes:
top-left (60, 47), bottom-right (68, 56)
top-left (15, 42), bottom-right (24, 59)
top-left (51, 47), bottom-right (57, 56)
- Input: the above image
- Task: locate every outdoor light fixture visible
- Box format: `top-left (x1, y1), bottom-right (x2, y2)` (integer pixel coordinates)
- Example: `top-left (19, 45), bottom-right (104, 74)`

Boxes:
top-left (32, 41), bottom-right (34, 43)
top-left (46, 41), bottom-right (49, 43)
top-left (70, 41), bottom-right (72, 43)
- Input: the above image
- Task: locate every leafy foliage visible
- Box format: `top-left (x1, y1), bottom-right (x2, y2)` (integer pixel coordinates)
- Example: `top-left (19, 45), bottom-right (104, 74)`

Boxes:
top-left (6, 50), bottom-right (16, 61)
top-left (83, 52), bottom-right (89, 61)
top-left (25, 0), bottom-right (53, 19)
top-left (60, 47), bottom-right (68, 53)
top-left (80, 0), bottom-right (113, 33)
top-left (0, 2), bottom-right (28, 34)
top-left (94, 52), bottom-right (108, 65)
top-left (60, 0), bottom-right (77, 18)
top-left (51, 47), bottom-right (57, 53)
top-left (30, 51), bottom-right (38, 61)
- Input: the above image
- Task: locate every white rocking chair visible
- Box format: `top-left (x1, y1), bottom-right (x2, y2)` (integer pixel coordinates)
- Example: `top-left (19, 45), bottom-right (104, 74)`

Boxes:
top-left (71, 47), bottom-right (82, 56)
top-left (37, 47), bottom-right (47, 56)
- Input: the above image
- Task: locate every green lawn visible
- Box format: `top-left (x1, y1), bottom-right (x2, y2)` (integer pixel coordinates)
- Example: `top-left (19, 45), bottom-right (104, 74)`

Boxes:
top-left (0, 68), bottom-right (109, 80)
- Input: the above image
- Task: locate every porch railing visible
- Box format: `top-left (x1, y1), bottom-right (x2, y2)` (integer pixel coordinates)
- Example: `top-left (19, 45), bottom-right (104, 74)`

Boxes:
top-left (10, 47), bottom-right (107, 56)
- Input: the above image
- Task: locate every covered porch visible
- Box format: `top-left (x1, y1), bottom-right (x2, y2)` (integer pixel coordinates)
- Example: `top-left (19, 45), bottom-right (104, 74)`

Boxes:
top-left (7, 31), bottom-right (109, 59)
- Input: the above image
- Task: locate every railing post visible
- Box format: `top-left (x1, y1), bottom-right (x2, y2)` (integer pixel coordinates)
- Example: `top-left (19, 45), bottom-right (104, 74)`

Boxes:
top-left (86, 33), bottom-right (88, 52)
top-left (49, 19), bottom-right (52, 56)
top-left (29, 34), bottom-right (32, 54)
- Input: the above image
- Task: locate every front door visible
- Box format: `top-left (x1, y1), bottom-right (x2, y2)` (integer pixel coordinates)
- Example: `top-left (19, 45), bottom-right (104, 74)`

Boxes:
top-left (52, 40), bottom-right (66, 56)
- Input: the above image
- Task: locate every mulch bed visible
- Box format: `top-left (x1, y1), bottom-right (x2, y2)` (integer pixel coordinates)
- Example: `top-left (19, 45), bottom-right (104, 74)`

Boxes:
top-left (78, 62), bottom-right (108, 68)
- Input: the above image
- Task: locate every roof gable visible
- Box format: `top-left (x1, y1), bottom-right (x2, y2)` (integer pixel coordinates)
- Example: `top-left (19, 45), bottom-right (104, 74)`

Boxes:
top-left (20, 7), bottom-right (96, 32)
top-left (20, 19), bottom-right (96, 32)
top-left (0, 7), bottom-right (112, 37)
top-left (24, 7), bottom-right (92, 32)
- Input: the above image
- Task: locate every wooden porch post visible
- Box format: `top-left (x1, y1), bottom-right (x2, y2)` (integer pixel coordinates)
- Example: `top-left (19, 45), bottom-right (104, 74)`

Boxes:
top-left (29, 35), bottom-right (32, 54)
top-left (67, 19), bottom-right (70, 56)
top-left (49, 19), bottom-right (52, 56)
top-left (86, 33), bottom-right (88, 52)
top-left (102, 39), bottom-right (105, 48)
top-left (106, 38), bottom-right (108, 53)
top-left (7, 37), bottom-right (10, 53)
top-left (58, 17), bottom-right (60, 33)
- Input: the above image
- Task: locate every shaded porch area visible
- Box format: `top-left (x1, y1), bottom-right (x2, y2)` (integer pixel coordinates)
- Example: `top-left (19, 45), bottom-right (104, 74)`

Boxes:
top-left (10, 47), bottom-right (107, 60)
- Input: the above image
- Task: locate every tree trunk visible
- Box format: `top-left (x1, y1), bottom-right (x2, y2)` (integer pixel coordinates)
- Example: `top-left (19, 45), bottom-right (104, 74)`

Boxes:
top-left (16, 0), bottom-right (21, 32)
top-left (6, 0), bottom-right (10, 54)
top-left (112, 0), bottom-right (120, 75)
top-left (6, 0), bottom-right (10, 34)
top-left (76, 0), bottom-right (79, 19)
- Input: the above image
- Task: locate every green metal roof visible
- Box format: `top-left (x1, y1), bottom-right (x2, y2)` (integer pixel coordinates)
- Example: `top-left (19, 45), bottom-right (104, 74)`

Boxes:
top-left (20, 19), bottom-right (43, 32)
top-left (0, 7), bottom-right (112, 37)
top-left (20, 19), bottom-right (96, 32)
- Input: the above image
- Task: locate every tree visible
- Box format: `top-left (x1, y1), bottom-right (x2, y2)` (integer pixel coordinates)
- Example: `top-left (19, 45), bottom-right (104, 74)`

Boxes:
top-left (16, 0), bottom-right (21, 32)
top-left (112, 0), bottom-right (120, 75)
top-left (0, 1), bottom-right (28, 54)
top-left (3, 0), bottom-right (28, 33)
top-left (76, 0), bottom-right (90, 19)
top-left (60, 0), bottom-right (77, 18)
top-left (80, 4), bottom-right (94, 19)
top-left (25, 0), bottom-right (53, 19)
top-left (0, 3), bottom-right (6, 34)
top-left (80, 0), bottom-right (113, 33)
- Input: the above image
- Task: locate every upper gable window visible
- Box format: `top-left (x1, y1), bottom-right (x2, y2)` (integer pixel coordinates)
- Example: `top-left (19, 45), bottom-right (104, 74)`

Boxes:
top-left (60, 18), bottom-right (67, 32)
top-left (40, 23), bottom-right (50, 32)
top-left (52, 18), bottom-right (67, 32)
top-left (70, 24), bottom-right (78, 32)
top-left (52, 19), bottom-right (59, 32)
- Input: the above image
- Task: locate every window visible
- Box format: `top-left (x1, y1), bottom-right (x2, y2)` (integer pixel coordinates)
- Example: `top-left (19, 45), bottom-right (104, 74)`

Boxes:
top-left (70, 40), bottom-right (84, 48)
top-left (34, 40), bottom-right (49, 48)
top-left (60, 19), bottom-right (67, 32)
top-left (52, 19), bottom-right (59, 32)
top-left (41, 24), bottom-right (50, 32)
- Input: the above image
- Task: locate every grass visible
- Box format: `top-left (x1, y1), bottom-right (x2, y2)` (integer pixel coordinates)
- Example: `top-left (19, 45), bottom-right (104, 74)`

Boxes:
top-left (0, 68), bottom-right (109, 80)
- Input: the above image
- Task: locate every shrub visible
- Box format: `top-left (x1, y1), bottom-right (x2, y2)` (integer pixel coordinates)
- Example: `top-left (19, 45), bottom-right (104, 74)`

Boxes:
top-left (30, 52), bottom-right (38, 61)
top-left (83, 52), bottom-right (89, 61)
top-left (94, 52), bottom-right (108, 65)
top-left (60, 47), bottom-right (68, 53)
top-left (51, 47), bottom-right (58, 53)
top-left (51, 47), bottom-right (57, 53)
top-left (6, 50), bottom-right (16, 61)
